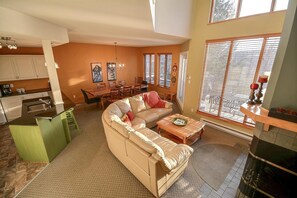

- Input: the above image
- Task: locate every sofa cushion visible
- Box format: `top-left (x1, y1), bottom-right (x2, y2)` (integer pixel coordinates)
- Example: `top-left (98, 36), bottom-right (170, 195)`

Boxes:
top-left (129, 131), bottom-right (158, 154)
top-left (136, 111), bottom-right (159, 124)
top-left (103, 104), bottom-right (123, 124)
top-left (138, 128), bottom-right (160, 141)
top-left (115, 98), bottom-right (132, 114)
top-left (111, 119), bottom-right (135, 138)
top-left (148, 108), bottom-right (172, 119)
top-left (131, 117), bottom-right (146, 130)
top-left (129, 95), bottom-right (146, 113)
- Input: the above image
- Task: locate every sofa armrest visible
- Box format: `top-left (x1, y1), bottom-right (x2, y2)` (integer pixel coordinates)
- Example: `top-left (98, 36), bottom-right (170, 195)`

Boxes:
top-left (159, 144), bottom-right (193, 172)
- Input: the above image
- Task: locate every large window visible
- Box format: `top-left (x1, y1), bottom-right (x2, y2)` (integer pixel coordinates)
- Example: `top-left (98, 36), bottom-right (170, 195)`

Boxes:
top-left (159, 54), bottom-right (172, 87)
top-left (199, 35), bottom-right (280, 125)
top-left (144, 54), bottom-right (155, 84)
top-left (211, 0), bottom-right (289, 23)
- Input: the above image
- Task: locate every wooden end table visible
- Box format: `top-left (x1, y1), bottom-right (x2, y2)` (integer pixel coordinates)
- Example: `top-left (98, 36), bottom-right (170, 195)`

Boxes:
top-left (156, 114), bottom-right (205, 145)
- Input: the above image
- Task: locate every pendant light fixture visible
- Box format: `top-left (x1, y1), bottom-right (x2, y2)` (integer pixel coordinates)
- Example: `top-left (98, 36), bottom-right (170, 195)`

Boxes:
top-left (114, 42), bottom-right (125, 69)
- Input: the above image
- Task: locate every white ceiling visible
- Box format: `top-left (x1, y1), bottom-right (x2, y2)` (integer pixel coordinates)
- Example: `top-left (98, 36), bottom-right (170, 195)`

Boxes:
top-left (0, 0), bottom-right (189, 47)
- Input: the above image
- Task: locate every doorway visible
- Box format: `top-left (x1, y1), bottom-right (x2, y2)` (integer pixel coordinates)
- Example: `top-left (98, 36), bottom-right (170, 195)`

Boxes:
top-left (177, 51), bottom-right (188, 111)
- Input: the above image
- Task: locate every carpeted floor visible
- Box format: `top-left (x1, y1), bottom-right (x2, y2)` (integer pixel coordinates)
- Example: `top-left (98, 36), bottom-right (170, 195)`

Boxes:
top-left (15, 103), bottom-right (250, 198)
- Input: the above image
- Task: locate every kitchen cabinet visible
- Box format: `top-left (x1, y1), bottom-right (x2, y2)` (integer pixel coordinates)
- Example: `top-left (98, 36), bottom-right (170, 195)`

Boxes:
top-left (13, 56), bottom-right (37, 80)
top-left (0, 56), bottom-right (17, 81)
top-left (0, 92), bottom-right (49, 122)
top-left (33, 56), bottom-right (48, 78)
top-left (0, 55), bottom-right (49, 82)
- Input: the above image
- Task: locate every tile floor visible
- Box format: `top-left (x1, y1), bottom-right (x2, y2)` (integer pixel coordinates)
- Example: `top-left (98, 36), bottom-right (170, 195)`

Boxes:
top-left (198, 152), bottom-right (247, 198)
top-left (0, 125), bottom-right (47, 198)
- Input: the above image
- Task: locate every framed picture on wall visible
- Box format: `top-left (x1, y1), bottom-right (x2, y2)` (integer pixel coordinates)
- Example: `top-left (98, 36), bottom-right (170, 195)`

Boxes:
top-left (91, 63), bottom-right (103, 83)
top-left (107, 62), bottom-right (117, 81)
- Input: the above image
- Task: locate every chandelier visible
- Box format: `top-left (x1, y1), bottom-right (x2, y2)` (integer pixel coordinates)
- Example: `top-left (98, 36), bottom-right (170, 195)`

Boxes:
top-left (0, 37), bottom-right (18, 49)
top-left (114, 42), bottom-right (125, 69)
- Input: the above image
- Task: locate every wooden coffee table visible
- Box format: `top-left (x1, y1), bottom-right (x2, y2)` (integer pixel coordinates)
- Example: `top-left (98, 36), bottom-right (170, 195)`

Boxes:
top-left (156, 114), bottom-right (205, 145)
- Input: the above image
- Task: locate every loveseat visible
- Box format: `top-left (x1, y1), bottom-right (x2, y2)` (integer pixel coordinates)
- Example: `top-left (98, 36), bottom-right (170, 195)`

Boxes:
top-left (102, 91), bottom-right (193, 197)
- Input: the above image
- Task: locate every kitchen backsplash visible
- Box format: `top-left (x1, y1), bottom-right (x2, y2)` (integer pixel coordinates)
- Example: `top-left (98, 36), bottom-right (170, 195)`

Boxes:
top-left (1, 78), bottom-right (50, 92)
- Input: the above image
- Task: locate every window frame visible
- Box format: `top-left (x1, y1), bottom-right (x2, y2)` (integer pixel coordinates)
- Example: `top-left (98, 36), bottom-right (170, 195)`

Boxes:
top-left (158, 53), bottom-right (172, 88)
top-left (209, 0), bottom-right (287, 24)
top-left (197, 33), bottom-right (281, 127)
top-left (143, 53), bottom-right (155, 84)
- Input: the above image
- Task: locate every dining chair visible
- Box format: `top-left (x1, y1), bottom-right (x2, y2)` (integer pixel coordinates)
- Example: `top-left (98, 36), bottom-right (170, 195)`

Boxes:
top-left (118, 80), bottom-right (126, 86)
top-left (107, 88), bottom-right (121, 103)
top-left (81, 89), bottom-right (101, 107)
top-left (97, 82), bottom-right (107, 90)
top-left (108, 81), bottom-right (117, 88)
top-left (122, 86), bottom-right (132, 98)
top-left (133, 84), bottom-right (141, 95)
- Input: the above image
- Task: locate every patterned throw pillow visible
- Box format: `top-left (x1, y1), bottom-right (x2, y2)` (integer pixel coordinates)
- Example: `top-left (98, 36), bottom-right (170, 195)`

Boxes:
top-left (127, 111), bottom-right (135, 121)
top-left (121, 114), bottom-right (132, 126)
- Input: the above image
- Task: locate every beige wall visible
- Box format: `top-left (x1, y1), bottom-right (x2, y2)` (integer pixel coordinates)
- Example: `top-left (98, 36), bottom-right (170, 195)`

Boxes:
top-left (183, 0), bottom-right (286, 135)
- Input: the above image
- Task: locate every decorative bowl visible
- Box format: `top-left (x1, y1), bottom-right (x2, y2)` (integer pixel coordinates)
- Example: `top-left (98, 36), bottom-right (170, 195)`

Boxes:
top-left (172, 117), bottom-right (188, 126)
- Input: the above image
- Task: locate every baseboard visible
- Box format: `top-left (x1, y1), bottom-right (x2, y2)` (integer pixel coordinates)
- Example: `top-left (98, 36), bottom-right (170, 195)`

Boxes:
top-left (200, 118), bottom-right (253, 141)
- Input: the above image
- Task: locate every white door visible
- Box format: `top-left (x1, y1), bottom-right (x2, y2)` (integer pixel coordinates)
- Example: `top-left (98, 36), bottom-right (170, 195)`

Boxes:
top-left (177, 52), bottom-right (188, 110)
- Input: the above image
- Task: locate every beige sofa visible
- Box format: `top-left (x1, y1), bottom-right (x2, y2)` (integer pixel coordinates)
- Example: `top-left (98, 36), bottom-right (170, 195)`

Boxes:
top-left (102, 92), bottom-right (193, 197)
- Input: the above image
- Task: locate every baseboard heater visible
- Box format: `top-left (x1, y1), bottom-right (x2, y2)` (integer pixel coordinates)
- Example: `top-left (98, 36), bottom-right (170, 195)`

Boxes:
top-left (200, 118), bottom-right (252, 141)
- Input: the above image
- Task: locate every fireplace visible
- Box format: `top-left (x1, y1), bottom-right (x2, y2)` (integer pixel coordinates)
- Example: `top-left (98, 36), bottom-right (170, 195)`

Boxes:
top-left (236, 135), bottom-right (297, 198)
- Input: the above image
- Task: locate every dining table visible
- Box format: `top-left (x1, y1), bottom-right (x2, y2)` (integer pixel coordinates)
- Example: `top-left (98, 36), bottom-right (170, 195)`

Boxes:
top-left (86, 83), bottom-right (148, 108)
top-left (86, 88), bottom-right (111, 109)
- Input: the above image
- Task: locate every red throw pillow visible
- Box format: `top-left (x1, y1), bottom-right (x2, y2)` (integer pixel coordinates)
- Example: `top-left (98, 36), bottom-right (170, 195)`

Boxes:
top-left (127, 111), bottom-right (135, 121)
top-left (153, 100), bottom-right (166, 108)
top-left (121, 114), bottom-right (132, 126)
top-left (144, 91), bottom-right (160, 108)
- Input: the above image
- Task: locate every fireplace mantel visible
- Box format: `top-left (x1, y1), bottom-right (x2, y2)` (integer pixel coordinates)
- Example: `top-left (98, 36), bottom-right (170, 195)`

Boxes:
top-left (240, 103), bottom-right (297, 133)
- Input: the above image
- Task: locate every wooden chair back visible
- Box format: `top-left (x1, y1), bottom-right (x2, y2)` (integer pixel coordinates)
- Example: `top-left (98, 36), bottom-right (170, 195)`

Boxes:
top-left (133, 84), bottom-right (141, 95)
top-left (97, 83), bottom-right (107, 90)
top-left (118, 80), bottom-right (126, 86)
top-left (122, 86), bottom-right (132, 97)
top-left (108, 88), bottom-right (121, 102)
top-left (108, 81), bottom-right (117, 88)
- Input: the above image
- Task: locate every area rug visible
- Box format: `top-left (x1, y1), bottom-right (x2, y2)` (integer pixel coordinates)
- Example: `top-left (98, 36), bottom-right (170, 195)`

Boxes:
top-left (191, 144), bottom-right (241, 191)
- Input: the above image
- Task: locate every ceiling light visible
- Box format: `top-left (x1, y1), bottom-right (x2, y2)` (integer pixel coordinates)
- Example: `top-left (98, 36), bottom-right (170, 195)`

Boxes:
top-left (0, 37), bottom-right (18, 50)
top-left (114, 42), bottom-right (125, 69)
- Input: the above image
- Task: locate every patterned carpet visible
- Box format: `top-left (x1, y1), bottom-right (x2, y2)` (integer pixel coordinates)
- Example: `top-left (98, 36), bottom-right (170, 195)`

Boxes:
top-left (2, 103), bottom-right (249, 198)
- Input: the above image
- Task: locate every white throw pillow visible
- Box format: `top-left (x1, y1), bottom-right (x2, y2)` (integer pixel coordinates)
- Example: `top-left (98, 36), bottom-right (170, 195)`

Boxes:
top-left (129, 95), bottom-right (146, 113)
top-left (115, 98), bottom-right (132, 114)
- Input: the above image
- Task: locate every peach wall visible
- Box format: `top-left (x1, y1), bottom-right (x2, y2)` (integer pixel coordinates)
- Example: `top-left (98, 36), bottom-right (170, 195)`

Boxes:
top-left (137, 45), bottom-right (181, 93)
top-left (53, 43), bottom-right (138, 103)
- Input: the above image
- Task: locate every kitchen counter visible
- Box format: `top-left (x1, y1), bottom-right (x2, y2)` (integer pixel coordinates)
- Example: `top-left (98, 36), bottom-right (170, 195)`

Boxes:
top-left (9, 96), bottom-right (74, 126)
top-left (8, 97), bottom-right (77, 162)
